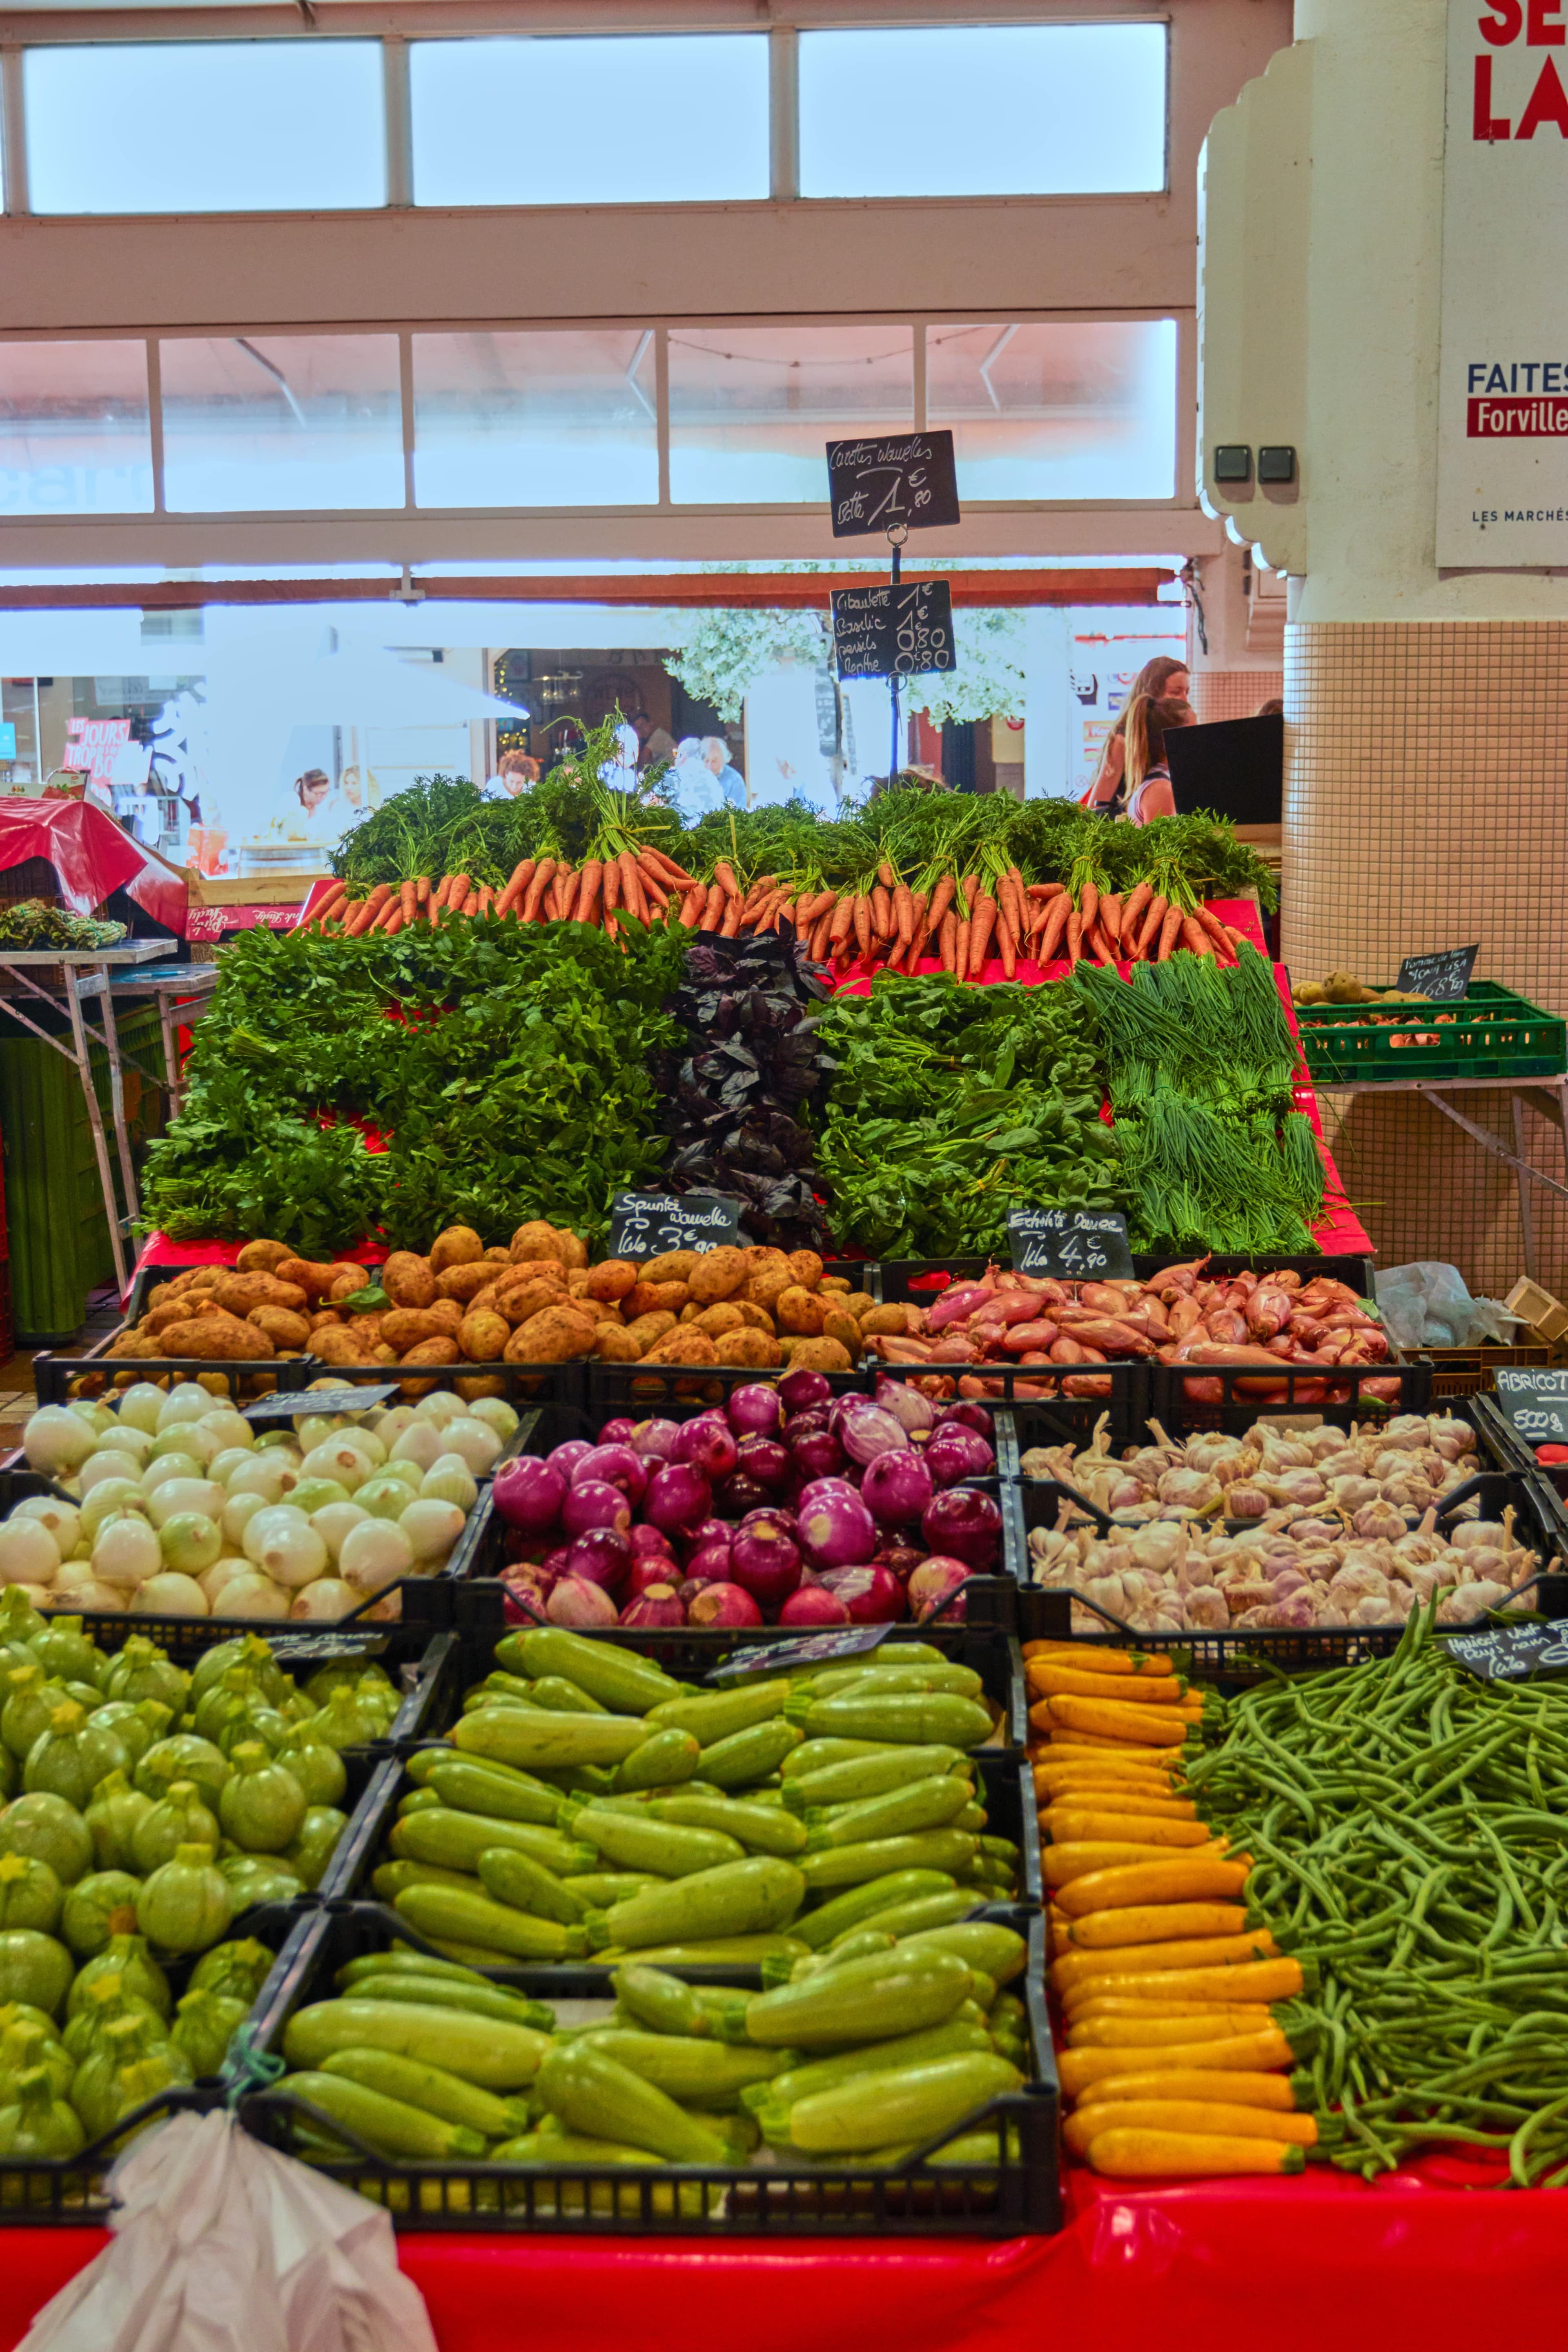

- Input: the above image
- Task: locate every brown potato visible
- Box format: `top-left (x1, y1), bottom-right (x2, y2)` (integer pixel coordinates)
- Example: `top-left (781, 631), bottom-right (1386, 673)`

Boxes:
top-left (626, 1281), bottom-right (689, 1320)
top-left (499, 1279), bottom-right (570, 1328)
top-left (506, 1306), bottom-right (596, 1364)
top-left (678, 1303), bottom-right (702, 1324)
top-left (429, 1226), bottom-right (484, 1275)
top-left (820, 1276), bottom-right (851, 1295)
top-left (330, 1268), bottom-right (375, 1302)
top-left (775, 1286), bottom-right (828, 1337)
top-left (308, 1309), bottom-right (346, 1331)
top-left (496, 1258), bottom-right (560, 1294)
top-left (457, 1374), bottom-right (506, 1400)
top-left (382, 1252), bottom-right (436, 1310)
top-left (436, 1262), bottom-right (496, 1305)
top-left (312, 1325), bottom-right (384, 1367)
top-left (821, 1309), bottom-right (863, 1354)
top-left (236, 1239), bottom-right (292, 1275)
top-left (146, 1295), bottom-right (223, 1334)
top-left (621, 1311), bottom-right (678, 1354)
top-left (731, 1300), bottom-right (775, 1333)
top-left (640, 1326), bottom-right (718, 1366)
top-left (104, 1331), bottom-right (159, 1361)
top-left (842, 1292), bottom-right (878, 1322)
top-left (741, 1266), bottom-right (794, 1315)
top-left (275, 1258), bottom-right (344, 1301)
top-left (592, 1325), bottom-right (644, 1362)
top-left (713, 1327), bottom-right (783, 1368)
top-left (862, 1303), bottom-right (919, 1336)
top-left (781, 1335), bottom-right (853, 1374)
top-left (159, 1314), bottom-right (276, 1361)
top-left (212, 1271), bottom-right (309, 1318)
top-left (372, 1343), bottom-right (398, 1365)
top-left (164, 1270), bottom-right (202, 1296)
top-left (457, 1308), bottom-right (510, 1363)
top-left (188, 1266), bottom-right (226, 1291)
top-left (425, 1298), bottom-right (464, 1336)
top-left (510, 1221), bottom-right (570, 1265)
top-left (247, 1306), bottom-right (311, 1350)
top-left (566, 1272), bottom-right (593, 1296)
top-left (641, 1250), bottom-right (701, 1286)
top-left (381, 1307), bottom-right (445, 1353)
top-left (575, 1298), bottom-right (623, 1325)
top-left (786, 1251), bottom-right (825, 1293)
top-left (586, 1259), bottom-right (638, 1303)
top-left (466, 1283), bottom-right (500, 1318)
top-left (687, 1247), bottom-right (748, 1305)
top-left (559, 1231), bottom-right (590, 1271)
top-left (696, 1302), bottom-right (747, 1339)
top-left (483, 1247), bottom-right (512, 1265)
top-left (740, 1246), bottom-right (788, 1278)
top-left (399, 1335), bottom-right (461, 1368)
top-left (343, 1311), bottom-right (385, 1347)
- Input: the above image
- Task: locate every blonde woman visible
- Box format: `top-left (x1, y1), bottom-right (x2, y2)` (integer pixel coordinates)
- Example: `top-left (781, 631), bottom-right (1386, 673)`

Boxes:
top-left (1121, 693), bottom-right (1197, 824)
top-left (1082, 655), bottom-right (1191, 816)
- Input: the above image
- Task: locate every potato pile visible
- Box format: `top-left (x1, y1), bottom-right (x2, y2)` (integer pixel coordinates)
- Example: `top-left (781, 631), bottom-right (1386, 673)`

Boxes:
top-left (105, 1226), bottom-right (879, 1386)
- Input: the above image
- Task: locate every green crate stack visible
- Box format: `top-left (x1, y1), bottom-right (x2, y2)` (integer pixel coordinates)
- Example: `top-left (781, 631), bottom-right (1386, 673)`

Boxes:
top-left (0, 1000), bottom-right (167, 1344)
top-left (1295, 980), bottom-right (1568, 1085)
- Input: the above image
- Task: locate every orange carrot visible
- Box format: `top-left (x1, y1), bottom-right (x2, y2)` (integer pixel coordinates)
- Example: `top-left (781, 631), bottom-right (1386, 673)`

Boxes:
top-left (713, 860), bottom-right (740, 902)
top-left (1180, 915), bottom-right (1214, 958)
top-left (382, 908), bottom-right (404, 938)
top-left (641, 845), bottom-right (696, 887)
top-left (312, 885), bottom-right (347, 931)
top-left (699, 882), bottom-right (725, 930)
top-left (677, 884), bottom-right (704, 926)
top-left (829, 895), bottom-right (857, 951)
top-left (1067, 910), bottom-right (1084, 968)
top-left (1036, 898), bottom-right (1072, 965)
top-left (495, 858), bottom-right (535, 917)
top-left (345, 884), bottom-right (392, 937)
top-left (619, 851), bottom-right (648, 923)
top-left (445, 873), bottom-right (471, 917)
top-left (955, 917), bottom-right (972, 983)
top-left (1193, 903), bottom-right (1234, 955)
top-left (457, 889), bottom-right (477, 918)
top-left (877, 859), bottom-right (896, 891)
top-left (1100, 892), bottom-right (1123, 951)
top-left (1080, 882), bottom-right (1100, 936)
top-left (739, 873), bottom-right (777, 923)
top-left (719, 895), bottom-right (743, 939)
top-left (909, 890), bottom-right (929, 961)
top-left (1121, 881), bottom-right (1152, 944)
top-left (871, 883), bottom-right (893, 940)
top-left (577, 860), bottom-right (604, 926)
top-left (998, 906), bottom-right (1018, 979)
top-left (853, 894), bottom-right (872, 961)
top-left (938, 911), bottom-right (958, 972)
top-left (925, 875), bottom-right (958, 940)
top-left (1157, 904), bottom-right (1184, 960)
top-left (808, 911), bottom-right (834, 962)
top-left (969, 892), bottom-right (997, 975)
top-left (1136, 894), bottom-right (1169, 957)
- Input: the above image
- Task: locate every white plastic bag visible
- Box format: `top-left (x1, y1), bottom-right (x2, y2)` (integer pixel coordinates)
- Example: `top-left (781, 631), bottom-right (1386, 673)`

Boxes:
top-left (1374, 1260), bottom-right (1523, 1350)
top-left (17, 2111), bottom-right (438, 2352)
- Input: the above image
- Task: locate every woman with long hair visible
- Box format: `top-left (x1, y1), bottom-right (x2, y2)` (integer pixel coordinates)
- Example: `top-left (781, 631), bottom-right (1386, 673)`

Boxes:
top-left (1081, 654), bottom-right (1191, 815)
top-left (1120, 693), bottom-right (1196, 824)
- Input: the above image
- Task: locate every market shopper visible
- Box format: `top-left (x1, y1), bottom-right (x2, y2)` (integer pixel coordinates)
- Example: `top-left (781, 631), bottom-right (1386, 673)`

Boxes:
top-left (701, 734), bottom-right (748, 808)
top-left (1082, 654), bottom-right (1191, 815)
top-left (1122, 692), bottom-right (1197, 824)
top-left (632, 708), bottom-right (677, 770)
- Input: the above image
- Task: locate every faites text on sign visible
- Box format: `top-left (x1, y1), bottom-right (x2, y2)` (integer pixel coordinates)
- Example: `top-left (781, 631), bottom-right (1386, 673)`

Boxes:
top-left (1437, 1), bottom-right (1568, 564)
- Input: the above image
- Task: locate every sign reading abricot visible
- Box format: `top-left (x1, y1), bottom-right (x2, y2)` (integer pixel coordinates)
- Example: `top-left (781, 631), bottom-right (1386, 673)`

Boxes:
top-left (267, 1629), bottom-right (391, 1663)
top-left (243, 1385), bottom-right (397, 1422)
top-left (826, 431), bottom-right (960, 539)
top-left (1397, 944), bottom-right (1478, 1002)
top-left (708, 1624), bottom-right (894, 1682)
top-left (831, 580), bottom-right (954, 682)
top-left (1446, 1621), bottom-right (1568, 1685)
top-left (1494, 1365), bottom-right (1568, 1446)
top-left (1007, 1208), bottom-right (1134, 1281)
top-left (610, 1190), bottom-right (743, 1262)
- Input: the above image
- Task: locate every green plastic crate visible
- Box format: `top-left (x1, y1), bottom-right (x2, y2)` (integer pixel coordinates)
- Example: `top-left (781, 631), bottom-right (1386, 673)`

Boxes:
top-left (0, 1002), bottom-right (167, 1344)
top-left (1296, 980), bottom-right (1568, 1085)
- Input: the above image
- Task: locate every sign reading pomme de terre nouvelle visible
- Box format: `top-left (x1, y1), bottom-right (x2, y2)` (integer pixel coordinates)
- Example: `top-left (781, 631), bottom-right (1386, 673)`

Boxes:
top-left (1437, 2), bottom-right (1568, 565)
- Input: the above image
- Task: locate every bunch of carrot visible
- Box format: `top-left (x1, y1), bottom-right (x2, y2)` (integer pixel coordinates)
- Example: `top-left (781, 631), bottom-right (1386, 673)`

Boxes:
top-left (1029, 884), bottom-right (1247, 970)
top-left (305, 843), bottom-right (701, 942)
top-left (1026, 1639), bottom-right (1313, 2182)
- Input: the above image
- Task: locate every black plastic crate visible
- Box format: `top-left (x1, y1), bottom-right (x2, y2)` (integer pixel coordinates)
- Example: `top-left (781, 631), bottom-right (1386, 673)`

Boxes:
top-left (876, 1250), bottom-right (1377, 1302)
top-left (35, 1349), bottom-right (587, 1414)
top-left (1151, 1356), bottom-right (1431, 1431)
top-left (235, 1901), bottom-right (1059, 2236)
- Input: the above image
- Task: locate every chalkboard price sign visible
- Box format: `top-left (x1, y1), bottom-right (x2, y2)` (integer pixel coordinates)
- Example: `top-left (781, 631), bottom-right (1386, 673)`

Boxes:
top-left (1494, 1365), bottom-right (1568, 1446)
top-left (1446, 1621), bottom-right (1568, 1684)
top-left (826, 431), bottom-right (960, 538)
top-left (244, 1385), bottom-right (397, 1422)
top-left (831, 581), bottom-right (955, 682)
top-left (610, 1191), bottom-right (743, 1261)
top-left (708, 1624), bottom-right (894, 1682)
top-left (1007, 1208), bottom-right (1134, 1281)
top-left (268, 1628), bottom-right (391, 1664)
top-left (1397, 944), bottom-right (1478, 1001)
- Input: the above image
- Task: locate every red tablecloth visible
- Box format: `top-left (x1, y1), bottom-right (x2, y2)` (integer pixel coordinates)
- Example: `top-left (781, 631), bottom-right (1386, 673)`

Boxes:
top-left (0, 797), bottom-right (187, 932)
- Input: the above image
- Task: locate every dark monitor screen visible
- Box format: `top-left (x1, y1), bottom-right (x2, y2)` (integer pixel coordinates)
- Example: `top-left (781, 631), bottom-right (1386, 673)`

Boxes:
top-left (1165, 712), bottom-right (1283, 824)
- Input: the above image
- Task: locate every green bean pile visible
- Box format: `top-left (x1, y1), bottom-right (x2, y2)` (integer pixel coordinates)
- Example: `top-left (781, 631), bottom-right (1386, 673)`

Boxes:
top-left (1187, 1606), bottom-right (1568, 2185)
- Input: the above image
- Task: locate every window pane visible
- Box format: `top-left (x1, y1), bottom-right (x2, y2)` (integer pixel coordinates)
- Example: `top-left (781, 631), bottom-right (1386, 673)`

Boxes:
top-left (927, 321), bottom-right (1178, 500)
top-left (412, 332), bottom-right (657, 507)
top-left (25, 44), bottom-right (385, 215)
top-left (668, 328), bottom-right (913, 504)
top-left (800, 26), bottom-right (1166, 198)
top-left (0, 341), bottom-right (152, 515)
top-left (411, 37), bottom-right (768, 207)
top-left (160, 336), bottom-right (404, 512)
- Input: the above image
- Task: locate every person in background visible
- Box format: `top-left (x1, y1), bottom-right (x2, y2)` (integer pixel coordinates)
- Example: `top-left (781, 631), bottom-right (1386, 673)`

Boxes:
top-left (1082, 655), bottom-right (1191, 815)
top-left (701, 735), bottom-right (747, 808)
top-left (632, 709), bottom-right (677, 770)
top-left (666, 736), bottom-right (719, 818)
top-left (484, 751), bottom-right (539, 800)
top-left (290, 768), bottom-right (336, 842)
top-left (1256, 695), bottom-right (1285, 718)
top-left (1121, 694), bottom-right (1197, 824)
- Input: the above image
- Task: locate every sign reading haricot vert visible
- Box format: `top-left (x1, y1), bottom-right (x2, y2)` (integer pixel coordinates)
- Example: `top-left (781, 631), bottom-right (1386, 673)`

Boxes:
top-left (1437, 2), bottom-right (1568, 565)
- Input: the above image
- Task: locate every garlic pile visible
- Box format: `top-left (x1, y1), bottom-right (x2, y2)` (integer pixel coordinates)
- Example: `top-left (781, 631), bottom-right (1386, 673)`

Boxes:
top-left (11, 1380), bottom-right (516, 1621)
top-left (1021, 1412), bottom-right (1481, 1527)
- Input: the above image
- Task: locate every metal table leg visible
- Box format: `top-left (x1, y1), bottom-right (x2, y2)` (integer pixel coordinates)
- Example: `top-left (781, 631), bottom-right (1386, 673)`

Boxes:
top-left (1512, 1093), bottom-right (1539, 1282)
top-left (62, 969), bottom-right (130, 1296)
top-left (156, 988), bottom-right (182, 1117)
top-left (92, 967), bottom-right (140, 1223)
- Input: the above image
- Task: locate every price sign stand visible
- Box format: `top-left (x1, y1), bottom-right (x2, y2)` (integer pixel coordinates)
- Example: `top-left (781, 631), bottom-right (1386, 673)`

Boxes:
top-left (888, 526), bottom-right (906, 783)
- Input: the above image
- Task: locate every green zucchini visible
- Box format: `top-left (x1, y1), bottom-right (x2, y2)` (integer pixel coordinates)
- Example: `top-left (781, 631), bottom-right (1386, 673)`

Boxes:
top-left (834, 1889), bottom-right (979, 1944)
top-left (742, 2019), bottom-right (995, 2114)
top-left (781, 1739), bottom-right (893, 1777)
top-left (372, 1859), bottom-right (483, 1904)
top-left (494, 2129), bottom-right (661, 2166)
top-left (793, 1869), bottom-right (958, 1951)
top-left (561, 1872), bottom-right (666, 1907)
top-left (697, 1719), bottom-right (804, 1790)
top-left (601, 1935), bottom-right (808, 1966)
top-left (536, 2040), bottom-right (732, 2163)
top-left (808, 1664), bottom-right (983, 1701)
top-left (566, 1807), bottom-right (744, 1880)
top-left (497, 1630), bottom-right (683, 1716)
top-left (342, 1972), bottom-right (555, 2033)
top-left (393, 1884), bottom-right (588, 1963)
top-left (803, 1775), bottom-right (976, 1849)
top-left (579, 2029), bottom-right (785, 2109)
top-left (475, 1846), bottom-right (585, 1926)
top-left (797, 1830), bottom-right (979, 1893)
top-left (646, 1682), bottom-right (789, 1747)
top-left (282, 2069), bottom-right (486, 2160)
top-left (770, 2051), bottom-right (1022, 2155)
top-left (524, 1675), bottom-right (610, 1717)
top-left (612, 1964), bottom-right (714, 2040)
top-left (389, 1807), bottom-right (595, 1881)
top-left (425, 1759), bottom-right (564, 1827)
top-left (451, 1710), bottom-right (653, 1773)
top-left (781, 1747), bottom-right (967, 1814)
top-left (339, 1951), bottom-right (492, 1993)
top-left (741, 1946), bottom-right (974, 2049)
top-left (587, 1857), bottom-right (804, 1953)
top-left (613, 1729), bottom-right (702, 1793)
top-left (645, 1795), bottom-right (808, 1858)
top-left (898, 1921), bottom-right (1028, 1986)
top-left (321, 2047), bottom-right (531, 2140)
top-left (283, 1998), bottom-right (550, 2089)
top-left (783, 1691), bottom-right (993, 1750)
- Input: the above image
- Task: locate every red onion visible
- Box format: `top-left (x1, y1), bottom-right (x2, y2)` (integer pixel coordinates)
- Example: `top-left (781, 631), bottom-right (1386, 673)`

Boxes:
top-left (924, 1425), bottom-right (996, 1485)
top-left (644, 1461), bottom-right (713, 1535)
top-left (908, 1555), bottom-right (970, 1623)
top-left (562, 1526), bottom-right (631, 1593)
top-left (546, 1575), bottom-right (618, 1628)
top-left (726, 1383), bottom-right (783, 1438)
top-left (817, 1562), bottom-right (905, 1624)
top-left (876, 1539), bottom-right (925, 1582)
top-left (630, 1418), bottom-right (681, 1461)
top-left (920, 1486), bottom-right (1003, 1570)
top-left (499, 1568), bottom-right (550, 1626)
top-left (683, 1537), bottom-right (734, 1586)
top-left (740, 1504), bottom-right (797, 1540)
top-left (688, 1582), bottom-right (763, 1628)
top-left (493, 1456), bottom-right (567, 1534)
top-left (783, 1408), bottom-right (832, 1441)
top-left (875, 1377), bottom-right (939, 1436)
top-left (798, 1486), bottom-right (876, 1571)
top-left (789, 1425), bottom-right (844, 1480)
top-left (546, 1439), bottom-right (595, 1479)
top-left (621, 1582), bottom-right (686, 1628)
top-left (679, 1518), bottom-right (732, 1564)
top-left (937, 1401), bottom-right (994, 1440)
top-left (729, 1523), bottom-right (802, 1610)
top-left (840, 1403), bottom-right (911, 1468)
top-left (779, 1582), bottom-right (851, 1627)
top-left (628, 1523), bottom-right (675, 1559)
top-left (861, 1447), bottom-right (934, 1527)
top-left (629, 1551), bottom-right (684, 1602)
top-left (734, 1435), bottom-right (791, 1492)
top-left (677, 1576), bottom-right (715, 1610)
top-left (560, 1479), bottom-right (632, 1541)
top-left (539, 1545), bottom-right (573, 1581)
top-left (671, 1415), bottom-right (739, 1482)
top-left (779, 1368), bottom-right (832, 1412)
top-left (715, 1473), bottom-right (775, 1518)
top-left (572, 1443), bottom-right (648, 1504)
top-left (599, 1417), bottom-right (637, 1445)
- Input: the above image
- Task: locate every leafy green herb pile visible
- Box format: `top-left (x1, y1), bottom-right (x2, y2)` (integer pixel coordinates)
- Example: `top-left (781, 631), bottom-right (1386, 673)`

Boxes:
top-left (140, 919), bottom-right (684, 1254)
top-left (1074, 945), bottom-right (1325, 1255)
top-left (814, 973), bottom-right (1124, 1258)
top-left (0, 899), bottom-right (126, 950)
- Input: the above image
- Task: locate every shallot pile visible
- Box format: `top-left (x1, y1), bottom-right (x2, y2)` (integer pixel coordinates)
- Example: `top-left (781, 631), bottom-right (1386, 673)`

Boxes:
top-left (865, 1256), bottom-right (1398, 1406)
top-left (491, 1372), bottom-right (1005, 1630)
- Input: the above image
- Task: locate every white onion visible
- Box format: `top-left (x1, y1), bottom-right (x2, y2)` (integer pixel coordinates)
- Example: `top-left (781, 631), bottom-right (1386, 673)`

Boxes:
top-left (356, 1475), bottom-right (414, 1523)
top-left (351, 1429), bottom-right (388, 1469)
top-left (226, 1452), bottom-right (300, 1504)
top-left (167, 1419), bottom-right (227, 1468)
top-left (220, 1489), bottom-right (270, 1550)
top-left (199, 1557), bottom-right (253, 1606)
top-left (373, 1459), bottom-right (421, 1498)
top-left (339, 1517), bottom-right (414, 1595)
top-left (198, 1408), bottom-right (253, 1454)
top-left (301, 1439), bottom-right (374, 1494)
top-left (389, 1423), bottom-right (443, 1474)
top-left (71, 1400), bottom-right (118, 1438)
top-left (13, 1497), bottom-right (80, 1555)
top-left (212, 1570), bottom-right (290, 1619)
top-left (420, 1456), bottom-right (478, 1513)
top-left (21, 1407), bottom-right (95, 1477)
top-left (156, 1384), bottom-right (217, 1431)
top-left (131, 1573), bottom-right (209, 1617)
top-left (207, 1448), bottom-right (256, 1488)
top-left (80, 1481), bottom-right (146, 1543)
top-left (79, 1450), bottom-right (144, 1495)
top-left (146, 1478), bottom-right (226, 1530)
top-left (158, 1512), bottom-right (221, 1575)
top-left (440, 1417), bottom-right (503, 1476)
top-left (363, 1592), bottom-right (403, 1623)
top-left (291, 1477), bottom-right (351, 1516)
top-left (92, 1423), bottom-right (151, 1466)
top-left (399, 1498), bottom-right (465, 1564)
top-left (53, 1566), bottom-right (125, 1609)
top-left (0, 1518), bottom-right (60, 1586)
top-left (115, 1384), bottom-right (167, 1436)
top-left (466, 1397), bottom-right (519, 1443)
top-left (289, 1579), bottom-right (356, 1621)
top-left (415, 1392), bottom-right (465, 1431)
top-left (311, 1501), bottom-right (369, 1564)
top-left (243, 1504), bottom-right (328, 1588)
top-left (92, 1515), bottom-right (164, 1589)
top-left (140, 1453), bottom-right (202, 1495)
top-left (372, 1407), bottom-right (419, 1446)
